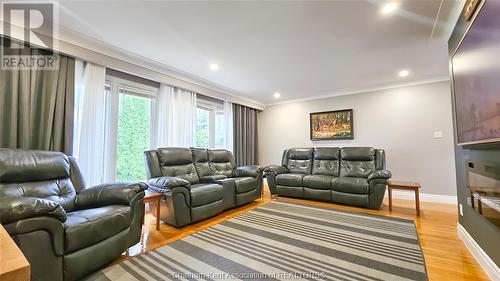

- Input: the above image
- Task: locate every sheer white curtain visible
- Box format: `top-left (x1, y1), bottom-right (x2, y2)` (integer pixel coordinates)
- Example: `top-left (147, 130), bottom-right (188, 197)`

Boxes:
top-left (223, 101), bottom-right (234, 152)
top-left (73, 60), bottom-right (107, 186)
top-left (153, 84), bottom-right (171, 148)
top-left (154, 84), bottom-right (197, 147)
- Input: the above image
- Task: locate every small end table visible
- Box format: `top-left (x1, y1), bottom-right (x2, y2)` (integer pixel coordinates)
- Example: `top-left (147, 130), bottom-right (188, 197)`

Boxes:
top-left (144, 190), bottom-right (162, 230)
top-left (387, 180), bottom-right (421, 216)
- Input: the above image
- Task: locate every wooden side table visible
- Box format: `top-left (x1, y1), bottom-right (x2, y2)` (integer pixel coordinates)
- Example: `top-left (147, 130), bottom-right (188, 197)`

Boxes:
top-left (0, 224), bottom-right (30, 281)
top-left (144, 190), bottom-right (162, 230)
top-left (387, 180), bottom-right (421, 216)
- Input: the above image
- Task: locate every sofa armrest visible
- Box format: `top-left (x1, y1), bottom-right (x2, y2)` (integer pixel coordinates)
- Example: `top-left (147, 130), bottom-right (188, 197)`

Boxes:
top-left (3, 216), bottom-right (65, 256)
top-left (264, 165), bottom-right (288, 176)
top-left (235, 165), bottom-right (263, 177)
top-left (0, 197), bottom-right (67, 224)
top-left (367, 170), bottom-right (392, 182)
top-left (147, 176), bottom-right (190, 190)
top-left (76, 182), bottom-right (147, 209)
top-left (368, 180), bottom-right (389, 209)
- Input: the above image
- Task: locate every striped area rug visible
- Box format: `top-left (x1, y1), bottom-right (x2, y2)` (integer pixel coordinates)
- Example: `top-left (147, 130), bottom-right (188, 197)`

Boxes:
top-left (85, 201), bottom-right (428, 281)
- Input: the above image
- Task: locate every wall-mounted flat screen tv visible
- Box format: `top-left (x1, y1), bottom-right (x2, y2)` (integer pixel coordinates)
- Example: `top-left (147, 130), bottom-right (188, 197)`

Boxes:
top-left (451, 0), bottom-right (500, 145)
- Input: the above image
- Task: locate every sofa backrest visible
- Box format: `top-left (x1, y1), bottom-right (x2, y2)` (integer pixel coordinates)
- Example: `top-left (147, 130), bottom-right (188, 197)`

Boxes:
top-left (152, 147), bottom-right (200, 184)
top-left (374, 149), bottom-right (386, 170)
top-left (281, 149), bottom-right (289, 167)
top-left (312, 147), bottom-right (340, 176)
top-left (145, 147), bottom-right (239, 182)
top-left (279, 147), bottom-right (385, 178)
top-left (208, 149), bottom-right (235, 177)
top-left (190, 148), bottom-right (211, 177)
top-left (284, 148), bottom-right (313, 174)
top-left (0, 149), bottom-right (79, 212)
top-left (339, 147), bottom-right (377, 178)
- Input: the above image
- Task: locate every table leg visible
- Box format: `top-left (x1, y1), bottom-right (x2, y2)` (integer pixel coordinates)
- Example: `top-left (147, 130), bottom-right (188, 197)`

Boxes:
top-left (388, 187), bottom-right (392, 212)
top-left (141, 202), bottom-right (146, 225)
top-left (415, 188), bottom-right (420, 216)
top-left (155, 200), bottom-right (160, 230)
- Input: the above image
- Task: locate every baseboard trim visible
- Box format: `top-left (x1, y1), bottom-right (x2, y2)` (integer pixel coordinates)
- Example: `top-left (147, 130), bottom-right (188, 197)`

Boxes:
top-left (457, 223), bottom-right (500, 281)
top-left (389, 190), bottom-right (457, 204)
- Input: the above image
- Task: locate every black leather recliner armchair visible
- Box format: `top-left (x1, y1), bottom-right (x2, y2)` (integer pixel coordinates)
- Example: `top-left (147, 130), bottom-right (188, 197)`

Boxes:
top-left (265, 147), bottom-right (391, 209)
top-left (144, 147), bottom-right (263, 227)
top-left (0, 149), bottom-right (147, 281)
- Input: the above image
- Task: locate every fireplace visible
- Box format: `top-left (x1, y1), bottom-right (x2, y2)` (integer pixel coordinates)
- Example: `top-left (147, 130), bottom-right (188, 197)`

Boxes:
top-left (467, 160), bottom-right (500, 228)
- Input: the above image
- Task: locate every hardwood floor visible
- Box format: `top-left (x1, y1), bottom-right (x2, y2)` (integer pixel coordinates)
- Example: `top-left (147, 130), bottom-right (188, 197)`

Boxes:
top-left (125, 184), bottom-right (489, 281)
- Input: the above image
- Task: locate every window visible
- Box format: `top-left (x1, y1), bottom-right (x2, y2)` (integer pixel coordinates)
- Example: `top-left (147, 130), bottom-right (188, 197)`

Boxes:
top-left (105, 76), bottom-right (157, 181)
top-left (215, 111), bottom-right (224, 148)
top-left (196, 107), bottom-right (210, 147)
top-left (195, 99), bottom-right (224, 148)
top-left (116, 92), bottom-right (152, 181)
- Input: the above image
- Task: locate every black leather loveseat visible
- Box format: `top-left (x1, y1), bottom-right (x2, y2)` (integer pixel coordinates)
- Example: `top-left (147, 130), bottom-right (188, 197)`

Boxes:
top-left (144, 147), bottom-right (263, 227)
top-left (0, 149), bottom-right (147, 281)
top-left (265, 147), bottom-right (391, 209)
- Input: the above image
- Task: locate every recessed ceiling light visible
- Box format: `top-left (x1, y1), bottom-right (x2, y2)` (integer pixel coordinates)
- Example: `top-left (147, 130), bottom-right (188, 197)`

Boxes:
top-left (382, 2), bottom-right (398, 14)
top-left (398, 69), bottom-right (410, 77)
top-left (273, 92), bottom-right (281, 99)
top-left (209, 63), bottom-right (219, 70)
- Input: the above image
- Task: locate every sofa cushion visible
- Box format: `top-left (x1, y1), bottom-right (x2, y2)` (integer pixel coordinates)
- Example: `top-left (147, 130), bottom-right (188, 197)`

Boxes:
top-left (208, 149), bottom-right (235, 177)
top-left (234, 177), bottom-right (258, 194)
top-left (191, 148), bottom-right (211, 177)
top-left (340, 161), bottom-right (376, 178)
top-left (190, 183), bottom-right (223, 207)
top-left (340, 147), bottom-right (375, 161)
top-left (276, 173), bottom-right (306, 186)
top-left (312, 148), bottom-right (340, 176)
top-left (157, 148), bottom-right (200, 184)
top-left (285, 148), bottom-right (313, 174)
top-left (375, 149), bottom-right (385, 170)
top-left (339, 147), bottom-right (376, 178)
top-left (0, 149), bottom-right (70, 183)
top-left (332, 177), bottom-right (369, 194)
top-left (303, 175), bottom-right (335, 190)
top-left (64, 205), bottom-right (131, 253)
top-left (1, 178), bottom-right (77, 212)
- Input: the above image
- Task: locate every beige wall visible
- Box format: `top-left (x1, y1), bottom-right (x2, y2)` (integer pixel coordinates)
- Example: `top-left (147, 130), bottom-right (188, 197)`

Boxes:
top-left (258, 81), bottom-right (457, 196)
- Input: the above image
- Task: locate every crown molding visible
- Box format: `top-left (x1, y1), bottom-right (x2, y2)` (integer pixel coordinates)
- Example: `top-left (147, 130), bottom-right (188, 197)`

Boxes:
top-left (444, 0), bottom-right (467, 41)
top-left (265, 77), bottom-right (450, 106)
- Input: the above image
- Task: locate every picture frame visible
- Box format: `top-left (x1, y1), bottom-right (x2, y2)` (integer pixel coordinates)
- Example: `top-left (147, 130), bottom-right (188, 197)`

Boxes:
top-left (310, 109), bottom-right (354, 140)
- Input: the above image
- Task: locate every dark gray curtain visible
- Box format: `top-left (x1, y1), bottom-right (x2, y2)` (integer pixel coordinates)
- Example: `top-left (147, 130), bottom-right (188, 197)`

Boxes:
top-left (0, 40), bottom-right (75, 154)
top-left (233, 104), bottom-right (259, 166)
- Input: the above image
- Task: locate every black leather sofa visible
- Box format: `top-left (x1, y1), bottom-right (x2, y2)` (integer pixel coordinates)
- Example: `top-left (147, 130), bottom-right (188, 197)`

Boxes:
top-left (265, 147), bottom-right (391, 209)
top-left (144, 147), bottom-right (263, 227)
top-left (0, 149), bottom-right (147, 281)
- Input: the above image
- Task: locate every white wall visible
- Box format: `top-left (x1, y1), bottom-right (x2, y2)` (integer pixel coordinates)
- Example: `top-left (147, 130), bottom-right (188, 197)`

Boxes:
top-left (258, 81), bottom-right (457, 196)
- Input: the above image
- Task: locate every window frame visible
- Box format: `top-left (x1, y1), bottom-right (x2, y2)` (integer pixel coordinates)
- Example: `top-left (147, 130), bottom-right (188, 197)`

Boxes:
top-left (196, 99), bottom-right (223, 148)
top-left (105, 75), bottom-right (158, 181)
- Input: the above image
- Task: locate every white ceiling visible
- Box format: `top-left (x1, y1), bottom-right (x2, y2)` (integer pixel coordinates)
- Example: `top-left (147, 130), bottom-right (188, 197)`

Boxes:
top-left (54, 0), bottom-right (457, 105)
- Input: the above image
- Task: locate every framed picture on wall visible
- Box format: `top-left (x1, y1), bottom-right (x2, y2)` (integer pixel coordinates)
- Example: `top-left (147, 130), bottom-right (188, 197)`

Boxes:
top-left (310, 109), bottom-right (354, 140)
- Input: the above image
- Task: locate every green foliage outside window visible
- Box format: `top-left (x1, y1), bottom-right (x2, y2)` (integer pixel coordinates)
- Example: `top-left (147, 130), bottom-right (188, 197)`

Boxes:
top-left (116, 93), bottom-right (151, 181)
top-left (196, 107), bottom-right (209, 147)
